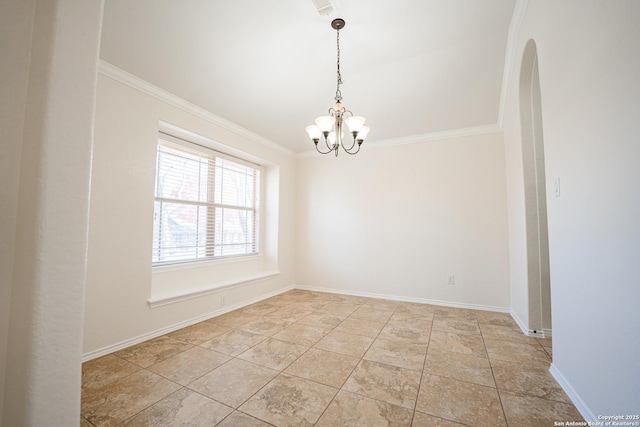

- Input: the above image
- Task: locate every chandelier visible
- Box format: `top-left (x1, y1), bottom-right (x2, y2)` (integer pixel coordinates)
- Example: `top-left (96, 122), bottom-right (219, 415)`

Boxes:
top-left (305, 18), bottom-right (370, 156)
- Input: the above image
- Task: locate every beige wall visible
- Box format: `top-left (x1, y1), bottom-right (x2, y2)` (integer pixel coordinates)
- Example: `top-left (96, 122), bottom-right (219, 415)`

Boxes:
top-left (83, 72), bottom-right (296, 356)
top-left (0, 0), bottom-right (34, 418)
top-left (0, 0), bottom-right (103, 424)
top-left (295, 131), bottom-right (511, 310)
top-left (503, 0), bottom-right (640, 416)
top-left (86, 70), bottom-right (513, 358)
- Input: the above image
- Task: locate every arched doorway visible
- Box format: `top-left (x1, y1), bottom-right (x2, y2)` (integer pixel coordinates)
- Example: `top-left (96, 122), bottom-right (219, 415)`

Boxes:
top-left (519, 40), bottom-right (552, 336)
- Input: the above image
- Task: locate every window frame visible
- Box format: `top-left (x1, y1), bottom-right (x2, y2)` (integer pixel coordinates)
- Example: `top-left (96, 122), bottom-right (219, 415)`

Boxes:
top-left (152, 131), bottom-right (262, 267)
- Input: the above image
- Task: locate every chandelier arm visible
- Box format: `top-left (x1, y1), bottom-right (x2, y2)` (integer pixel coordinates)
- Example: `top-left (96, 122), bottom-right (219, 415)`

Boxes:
top-left (341, 136), bottom-right (358, 152)
top-left (316, 132), bottom-right (334, 153)
top-left (342, 142), bottom-right (362, 155)
top-left (314, 142), bottom-right (334, 155)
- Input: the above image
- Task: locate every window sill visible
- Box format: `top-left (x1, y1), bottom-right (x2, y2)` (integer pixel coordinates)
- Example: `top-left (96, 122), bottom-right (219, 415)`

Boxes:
top-left (152, 254), bottom-right (262, 274)
top-left (148, 270), bottom-right (280, 308)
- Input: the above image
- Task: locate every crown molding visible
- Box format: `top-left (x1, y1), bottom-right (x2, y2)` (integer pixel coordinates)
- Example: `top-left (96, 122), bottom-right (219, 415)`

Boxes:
top-left (98, 60), bottom-right (295, 157)
top-left (368, 124), bottom-right (503, 149)
top-left (296, 123), bottom-right (503, 158)
top-left (99, 60), bottom-right (507, 160)
top-left (497, 0), bottom-right (530, 127)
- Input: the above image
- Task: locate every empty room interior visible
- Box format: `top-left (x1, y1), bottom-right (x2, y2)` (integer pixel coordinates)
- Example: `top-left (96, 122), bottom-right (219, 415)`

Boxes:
top-left (2, 0), bottom-right (639, 426)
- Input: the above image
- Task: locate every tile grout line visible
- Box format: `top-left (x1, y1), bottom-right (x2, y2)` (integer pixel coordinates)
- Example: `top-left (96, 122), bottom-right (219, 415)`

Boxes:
top-left (83, 290), bottom-right (569, 426)
top-left (308, 300), bottom-right (374, 425)
top-left (483, 322), bottom-right (511, 427)
top-left (411, 309), bottom-right (435, 426)
top-left (205, 297), bottom-right (346, 425)
top-left (311, 300), bottom-right (403, 425)
top-left (179, 312), bottom-right (288, 424)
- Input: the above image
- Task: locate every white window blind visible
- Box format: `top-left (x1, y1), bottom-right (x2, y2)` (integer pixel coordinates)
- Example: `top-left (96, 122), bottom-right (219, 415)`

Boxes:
top-left (152, 135), bottom-right (260, 266)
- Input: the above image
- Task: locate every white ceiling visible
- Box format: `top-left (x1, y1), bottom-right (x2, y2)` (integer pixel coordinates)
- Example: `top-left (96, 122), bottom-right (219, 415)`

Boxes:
top-left (100, 0), bottom-right (516, 153)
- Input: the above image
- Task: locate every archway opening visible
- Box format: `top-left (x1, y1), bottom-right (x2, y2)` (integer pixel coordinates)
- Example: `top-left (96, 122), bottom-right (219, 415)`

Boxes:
top-left (519, 39), bottom-right (552, 336)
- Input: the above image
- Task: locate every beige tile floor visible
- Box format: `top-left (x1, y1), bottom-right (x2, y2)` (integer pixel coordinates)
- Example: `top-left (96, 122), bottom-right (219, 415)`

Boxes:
top-left (81, 290), bottom-right (583, 426)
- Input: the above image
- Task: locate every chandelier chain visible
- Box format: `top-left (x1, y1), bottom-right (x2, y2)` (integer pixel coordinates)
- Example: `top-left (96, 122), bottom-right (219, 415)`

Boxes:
top-left (335, 27), bottom-right (342, 102)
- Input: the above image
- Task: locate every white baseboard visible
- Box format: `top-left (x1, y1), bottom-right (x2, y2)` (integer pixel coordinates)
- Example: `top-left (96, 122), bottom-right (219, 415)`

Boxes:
top-left (549, 363), bottom-right (596, 422)
top-left (85, 282), bottom-right (601, 422)
top-left (84, 284), bottom-right (520, 362)
top-left (510, 309), bottom-right (552, 338)
top-left (294, 284), bottom-right (510, 313)
top-left (82, 285), bottom-right (294, 362)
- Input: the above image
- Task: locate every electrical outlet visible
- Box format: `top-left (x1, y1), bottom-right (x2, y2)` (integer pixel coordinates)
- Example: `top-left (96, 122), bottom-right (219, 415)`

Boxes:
top-left (447, 274), bottom-right (455, 285)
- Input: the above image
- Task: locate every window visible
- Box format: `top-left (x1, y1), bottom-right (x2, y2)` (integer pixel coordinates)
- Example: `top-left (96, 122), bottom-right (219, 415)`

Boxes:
top-left (152, 133), bottom-right (260, 266)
